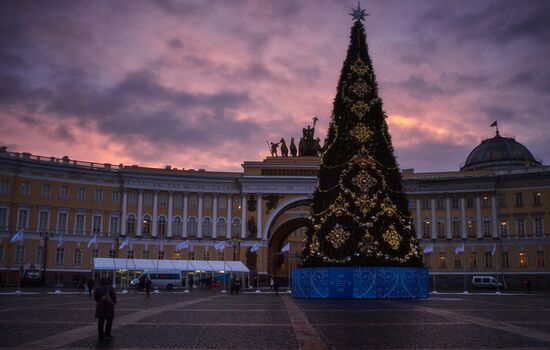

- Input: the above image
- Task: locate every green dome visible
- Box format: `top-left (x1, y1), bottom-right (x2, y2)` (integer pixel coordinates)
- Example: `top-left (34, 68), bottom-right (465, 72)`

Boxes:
top-left (461, 132), bottom-right (541, 171)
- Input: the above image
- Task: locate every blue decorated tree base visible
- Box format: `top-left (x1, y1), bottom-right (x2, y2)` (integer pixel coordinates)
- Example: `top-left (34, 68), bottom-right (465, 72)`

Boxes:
top-left (291, 266), bottom-right (428, 299)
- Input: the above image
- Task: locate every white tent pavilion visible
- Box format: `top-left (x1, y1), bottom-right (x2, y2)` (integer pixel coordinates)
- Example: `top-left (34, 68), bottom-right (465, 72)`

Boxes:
top-left (93, 258), bottom-right (250, 289)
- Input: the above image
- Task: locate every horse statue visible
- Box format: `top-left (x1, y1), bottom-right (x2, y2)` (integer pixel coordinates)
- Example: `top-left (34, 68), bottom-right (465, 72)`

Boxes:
top-left (280, 138), bottom-right (288, 157)
top-left (290, 137), bottom-right (297, 157)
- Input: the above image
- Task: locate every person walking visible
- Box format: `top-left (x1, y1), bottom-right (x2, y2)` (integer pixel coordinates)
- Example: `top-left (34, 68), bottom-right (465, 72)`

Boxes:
top-left (87, 278), bottom-right (94, 296)
top-left (144, 277), bottom-right (152, 297)
top-left (273, 278), bottom-right (279, 296)
top-left (230, 277), bottom-right (236, 295)
top-left (270, 277), bottom-right (274, 290)
top-left (94, 278), bottom-right (116, 341)
top-left (235, 276), bottom-right (242, 295)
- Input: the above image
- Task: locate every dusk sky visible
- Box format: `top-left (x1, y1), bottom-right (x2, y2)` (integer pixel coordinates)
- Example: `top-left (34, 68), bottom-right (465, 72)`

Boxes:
top-left (1, 0), bottom-right (549, 172)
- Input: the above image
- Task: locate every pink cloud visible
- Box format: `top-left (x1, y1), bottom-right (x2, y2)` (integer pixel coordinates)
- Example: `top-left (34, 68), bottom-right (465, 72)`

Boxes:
top-left (1, 0), bottom-right (548, 172)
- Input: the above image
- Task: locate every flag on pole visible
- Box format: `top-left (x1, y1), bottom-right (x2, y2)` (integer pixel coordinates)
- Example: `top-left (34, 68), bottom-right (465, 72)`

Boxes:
top-left (87, 234), bottom-right (97, 248)
top-left (281, 242), bottom-right (290, 253)
top-left (491, 243), bottom-right (496, 256)
top-left (454, 243), bottom-right (464, 254)
top-left (490, 120), bottom-right (498, 127)
top-left (176, 240), bottom-right (190, 251)
top-left (250, 242), bottom-right (260, 253)
top-left (10, 229), bottom-right (24, 243)
top-left (423, 244), bottom-right (433, 254)
top-left (214, 241), bottom-right (225, 251)
top-left (57, 234), bottom-right (64, 248)
top-left (119, 237), bottom-right (129, 250)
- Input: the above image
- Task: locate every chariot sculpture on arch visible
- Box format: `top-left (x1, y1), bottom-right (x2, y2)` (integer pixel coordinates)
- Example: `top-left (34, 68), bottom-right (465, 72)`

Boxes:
top-left (299, 116), bottom-right (322, 157)
top-left (267, 116), bottom-right (322, 157)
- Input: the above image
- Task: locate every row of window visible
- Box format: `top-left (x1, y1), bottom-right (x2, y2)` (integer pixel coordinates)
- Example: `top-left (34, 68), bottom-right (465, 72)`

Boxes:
top-left (0, 179), bottom-right (243, 211)
top-left (411, 192), bottom-right (543, 210)
top-left (3, 245), bottom-right (230, 265)
top-left (418, 217), bottom-right (545, 239)
top-left (0, 179), bottom-right (121, 204)
top-left (126, 214), bottom-right (242, 238)
top-left (0, 208), bottom-right (121, 235)
top-left (424, 251), bottom-right (545, 269)
top-left (0, 208), bottom-right (243, 238)
top-left (126, 191), bottom-right (239, 210)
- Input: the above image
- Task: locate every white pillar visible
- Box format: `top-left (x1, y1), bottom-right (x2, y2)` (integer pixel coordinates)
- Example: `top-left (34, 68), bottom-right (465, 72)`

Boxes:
top-left (227, 194), bottom-right (232, 239)
top-left (182, 193), bottom-right (188, 238)
top-left (430, 198), bottom-right (436, 240)
top-left (460, 196), bottom-right (466, 239)
top-left (475, 194), bottom-right (482, 239)
top-left (167, 191), bottom-right (173, 238)
top-left (136, 190), bottom-right (143, 237)
top-left (415, 198), bottom-right (422, 239)
top-left (152, 191), bottom-right (159, 238)
top-left (491, 194), bottom-right (498, 239)
top-left (241, 194), bottom-right (247, 239)
top-left (197, 193), bottom-right (203, 239)
top-left (445, 196), bottom-right (451, 239)
top-left (121, 190), bottom-right (127, 236)
top-left (257, 193), bottom-right (263, 239)
top-left (212, 194), bottom-right (218, 239)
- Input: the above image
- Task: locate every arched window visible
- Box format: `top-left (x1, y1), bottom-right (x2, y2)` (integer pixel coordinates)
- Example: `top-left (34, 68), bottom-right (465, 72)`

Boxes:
top-left (203, 217), bottom-right (212, 238)
top-left (422, 219), bottom-right (430, 239)
top-left (437, 220), bottom-right (445, 239)
top-left (158, 216), bottom-right (167, 237)
top-left (467, 218), bottom-right (476, 238)
top-left (188, 217), bottom-right (197, 237)
top-left (127, 214), bottom-right (136, 236)
top-left (217, 217), bottom-right (226, 237)
top-left (142, 215), bottom-right (151, 237)
top-left (231, 218), bottom-right (241, 238)
top-left (172, 216), bottom-right (182, 237)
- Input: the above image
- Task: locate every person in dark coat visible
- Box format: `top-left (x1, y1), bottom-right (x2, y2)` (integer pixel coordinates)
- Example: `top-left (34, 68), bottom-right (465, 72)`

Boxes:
top-left (94, 278), bottom-right (116, 340)
top-left (273, 278), bottom-right (279, 296)
top-left (87, 278), bottom-right (94, 296)
top-left (235, 276), bottom-right (242, 295)
top-left (144, 277), bottom-right (152, 297)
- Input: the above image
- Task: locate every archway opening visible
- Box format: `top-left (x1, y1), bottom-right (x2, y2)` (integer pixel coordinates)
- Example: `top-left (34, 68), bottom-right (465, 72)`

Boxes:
top-left (266, 200), bottom-right (311, 284)
top-left (268, 217), bottom-right (310, 280)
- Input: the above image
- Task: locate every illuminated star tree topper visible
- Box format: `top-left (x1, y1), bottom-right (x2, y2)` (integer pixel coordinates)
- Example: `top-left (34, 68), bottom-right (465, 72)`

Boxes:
top-left (349, 2), bottom-right (368, 21)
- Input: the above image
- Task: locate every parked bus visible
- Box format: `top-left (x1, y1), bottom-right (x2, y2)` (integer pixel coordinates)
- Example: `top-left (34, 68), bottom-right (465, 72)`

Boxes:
top-left (130, 270), bottom-right (182, 290)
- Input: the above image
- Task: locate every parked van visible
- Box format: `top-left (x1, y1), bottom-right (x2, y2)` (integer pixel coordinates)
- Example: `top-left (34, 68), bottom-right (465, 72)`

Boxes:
top-left (130, 270), bottom-right (182, 290)
top-left (22, 263), bottom-right (42, 286)
top-left (472, 276), bottom-right (503, 289)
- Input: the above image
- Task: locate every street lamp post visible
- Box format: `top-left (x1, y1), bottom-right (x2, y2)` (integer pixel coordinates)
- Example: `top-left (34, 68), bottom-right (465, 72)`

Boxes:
top-left (115, 237), bottom-right (119, 258)
top-left (232, 238), bottom-right (240, 261)
top-left (231, 238), bottom-right (242, 288)
top-left (40, 232), bottom-right (51, 287)
top-left (495, 237), bottom-right (500, 294)
top-left (114, 237), bottom-right (119, 289)
top-left (462, 238), bottom-right (468, 294)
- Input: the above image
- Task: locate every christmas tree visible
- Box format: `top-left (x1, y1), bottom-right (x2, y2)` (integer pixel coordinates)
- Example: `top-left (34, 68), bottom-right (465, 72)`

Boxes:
top-left (301, 5), bottom-right (422, 268)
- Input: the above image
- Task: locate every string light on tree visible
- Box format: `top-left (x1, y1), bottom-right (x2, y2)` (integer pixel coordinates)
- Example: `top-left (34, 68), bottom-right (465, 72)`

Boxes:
top-left (301, 3), bottom-right (422, 268)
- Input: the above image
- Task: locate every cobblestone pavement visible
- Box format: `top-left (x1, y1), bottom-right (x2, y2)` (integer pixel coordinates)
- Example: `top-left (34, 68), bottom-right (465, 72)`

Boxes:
top-left (1, 289), bottom-right (550, 349)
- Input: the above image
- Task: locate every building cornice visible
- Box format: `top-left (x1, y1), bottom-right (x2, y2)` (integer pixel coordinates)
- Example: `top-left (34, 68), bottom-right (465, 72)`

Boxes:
top-left (240, 176), bottom-right (316, 194)
top-left (123, 174), bottom-right (241, 193)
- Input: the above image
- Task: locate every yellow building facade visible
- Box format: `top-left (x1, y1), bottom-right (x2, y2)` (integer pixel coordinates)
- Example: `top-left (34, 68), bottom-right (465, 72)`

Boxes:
top-left (0, 131), bottom-right (549, 290)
